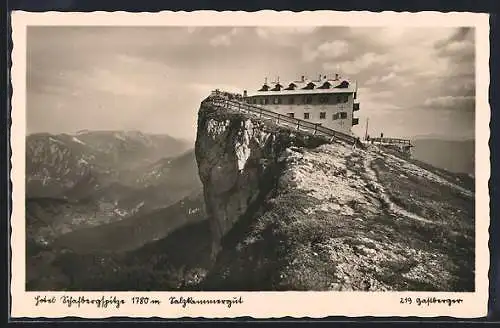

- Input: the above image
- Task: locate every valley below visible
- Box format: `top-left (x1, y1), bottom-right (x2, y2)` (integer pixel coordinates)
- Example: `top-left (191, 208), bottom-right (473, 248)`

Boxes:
top-left (25, 131), bottom-right (210, 291)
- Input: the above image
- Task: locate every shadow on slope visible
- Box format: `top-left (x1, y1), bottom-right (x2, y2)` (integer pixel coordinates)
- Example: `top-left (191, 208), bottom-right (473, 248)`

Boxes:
top-left (27, 194), bottom-right (209, 291)
top-left (31, 219), bottom-right (213, 291)
top-left (52, 193), bottom-right (205, 253)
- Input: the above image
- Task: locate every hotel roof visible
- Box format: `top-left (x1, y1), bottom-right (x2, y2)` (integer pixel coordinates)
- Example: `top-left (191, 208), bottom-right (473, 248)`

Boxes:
top-left (246, 74), bottom-right (358, 97)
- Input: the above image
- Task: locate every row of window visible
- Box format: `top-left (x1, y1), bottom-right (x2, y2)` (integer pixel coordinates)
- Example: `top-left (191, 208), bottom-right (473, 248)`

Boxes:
top-left (287, 111), bottom-right (349, 120)
top-left (259, 80), bottom-right (351, 92)
top-left (248, 94), bottom-right (350, 106)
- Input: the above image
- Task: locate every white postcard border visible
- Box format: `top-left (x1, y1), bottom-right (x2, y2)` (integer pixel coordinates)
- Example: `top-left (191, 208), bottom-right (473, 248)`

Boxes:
top-left (10, 10), bottom-right (491, 319)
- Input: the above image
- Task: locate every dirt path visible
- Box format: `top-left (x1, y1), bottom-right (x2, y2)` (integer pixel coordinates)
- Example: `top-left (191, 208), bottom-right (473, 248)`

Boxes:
top-left (384, 153), bottom-right (474, 199)
top-left (362, 151), bottom-right (438, 225)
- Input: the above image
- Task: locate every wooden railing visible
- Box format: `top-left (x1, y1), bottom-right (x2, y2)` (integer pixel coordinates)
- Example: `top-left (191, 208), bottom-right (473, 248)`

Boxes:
top-left (370, 137), bottom-right (413, 146)
top-left (204, 95), bottom-right (360, 146)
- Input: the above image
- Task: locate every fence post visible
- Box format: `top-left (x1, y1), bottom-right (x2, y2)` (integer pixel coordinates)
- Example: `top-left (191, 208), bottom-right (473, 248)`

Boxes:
top-left (259, 108), bottom-right (262, 118)
top-left (314, 124), bottom-right (317, 135)
top-left (297, 121), bottom-right (300, 131)
top-left (277, 114), bottom-right (280, 124)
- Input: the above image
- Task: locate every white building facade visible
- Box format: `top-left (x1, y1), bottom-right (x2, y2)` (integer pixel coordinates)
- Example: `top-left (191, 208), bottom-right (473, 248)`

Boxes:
top-left (243, 74), bottom-right (360, 135)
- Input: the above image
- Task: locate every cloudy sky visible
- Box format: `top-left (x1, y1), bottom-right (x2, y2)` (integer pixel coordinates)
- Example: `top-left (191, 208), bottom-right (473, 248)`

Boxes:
top-left (27, 26), bottom-right (475, 141)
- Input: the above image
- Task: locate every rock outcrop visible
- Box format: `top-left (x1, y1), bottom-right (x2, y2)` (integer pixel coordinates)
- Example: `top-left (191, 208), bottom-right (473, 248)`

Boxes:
top-left (194, 100), bottom-right (475, 291)
top-left (195, 101), bottom-right (327, 259)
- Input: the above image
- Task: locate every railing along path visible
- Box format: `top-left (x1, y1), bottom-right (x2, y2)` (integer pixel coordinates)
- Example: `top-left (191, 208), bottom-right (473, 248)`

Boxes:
top-left (370, 137), bottom-right (413, 146)
top-left (205, 95), bottom-right (360, 146)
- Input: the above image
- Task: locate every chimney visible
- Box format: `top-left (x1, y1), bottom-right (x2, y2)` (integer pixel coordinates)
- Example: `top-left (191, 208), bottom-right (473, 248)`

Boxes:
top-left (301, 75), bottom-right (305, 82)
top-left (243, 90), bottom-right (247, 97)
top-left (335, 73), bottom-right (339, 80)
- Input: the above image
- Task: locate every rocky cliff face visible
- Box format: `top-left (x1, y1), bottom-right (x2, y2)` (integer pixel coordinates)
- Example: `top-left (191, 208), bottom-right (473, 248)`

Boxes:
top-left (195, 102), bottom-right (327, 259)
top-left (194, 101), bottom-right (475, 291)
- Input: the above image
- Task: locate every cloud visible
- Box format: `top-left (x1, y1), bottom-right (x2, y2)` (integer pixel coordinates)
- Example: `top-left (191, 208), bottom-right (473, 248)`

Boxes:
top-left (83, 68), bottom-right (158, 97)
top-left (448, 78), bottom-right (475, 96)
top-left (372, 90), bottom-right (394, 99)
top-left (365, 76), bottom-right (378, 85)
top-left (355, 87), bottom-right (401, 115)
top-left (434, 27), bottom-right (473, 51)
top-left (417, 58), bottom-right (474, 79)
top-left (345, 26), bottom-right (474, 84)
top-left (327, 52), bottom-right (389, 75)
top-left (32, 53), bottom-right (174, 101)
top-left (402, 80), bottom-right (415, 87)
top-left (362, 101), bottom-right (402, 114)
top-left (303, 40), bottom-right (349, 62)
top-left (435, 31), bottom-right (475, 61)
top-left (379, 72), bottom-right (397, 83)
top-left (365, 72), bottom-right (398, 85)
top-left (210, 34), bottom-right (231, 47)
top-left (255, 26), bottom-right (318, 47)
top-left (349, 27), bottom-right (457, 49)
top-left (444, 41), bottom-right (474, 53)
top-left (27, 26), bottom-right (476, 141)
top-left (357, 88), bottom-right (394, 100)
top-left (190, 82), bottom-right (244, 96)
top-left (256, 26), bottom-right (317, 39)
top-left (423, 95), bottom-right (475, 111)
top-left (208, 28), bottom-right (240, 47)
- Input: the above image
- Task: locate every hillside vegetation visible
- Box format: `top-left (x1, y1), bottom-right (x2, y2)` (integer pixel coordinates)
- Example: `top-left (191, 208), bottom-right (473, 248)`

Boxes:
top-left (195, 107), bottom-right (475, 292)
top-left (25, 119), bottom-right (475, 292)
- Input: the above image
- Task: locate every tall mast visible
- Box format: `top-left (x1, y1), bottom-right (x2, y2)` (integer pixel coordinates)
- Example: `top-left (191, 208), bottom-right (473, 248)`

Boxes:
top-left (364, 118), bottom-right (369, 141)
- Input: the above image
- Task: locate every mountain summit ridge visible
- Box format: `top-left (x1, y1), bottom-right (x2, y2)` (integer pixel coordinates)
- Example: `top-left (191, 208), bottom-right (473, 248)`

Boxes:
top-left (194, 100), bottom-right (475, 291)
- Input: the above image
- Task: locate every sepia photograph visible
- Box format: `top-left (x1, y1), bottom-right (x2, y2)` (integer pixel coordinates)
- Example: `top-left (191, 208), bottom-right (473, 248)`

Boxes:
top-left (10, 11), bottom-right (490, 318)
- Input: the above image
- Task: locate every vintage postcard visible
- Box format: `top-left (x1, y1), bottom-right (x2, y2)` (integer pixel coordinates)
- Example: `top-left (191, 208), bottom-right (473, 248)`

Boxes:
top-left (10, 11), bottom-right (490, 319)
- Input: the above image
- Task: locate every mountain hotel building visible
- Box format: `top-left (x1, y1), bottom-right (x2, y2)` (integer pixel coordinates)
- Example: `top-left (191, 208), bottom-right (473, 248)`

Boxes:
top-left (243, 74), bottom-right (360, 135)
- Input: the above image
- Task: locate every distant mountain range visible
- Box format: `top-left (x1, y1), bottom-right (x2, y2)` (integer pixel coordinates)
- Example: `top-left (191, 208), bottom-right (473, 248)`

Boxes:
top-left (411, 138), bottom-right (475, 176)
top-left (26, 130), bottom-right (193, 197)
top-left (25, 131), bottom-right (202, 246)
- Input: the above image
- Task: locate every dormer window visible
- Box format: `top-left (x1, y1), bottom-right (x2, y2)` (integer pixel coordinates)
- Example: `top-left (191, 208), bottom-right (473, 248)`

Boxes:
top-left (335, 80), bottom-right (350, 89)
top-left (302, 82), bottom-right (316, 90)
top-left (258, 84), bottom-right (270, 91)
top-left (284, 83), bottom-right (297, 90)
top-left (317, 81), bottom-right (332, 89)
top-left (271, 83), bottom-right (283, 91)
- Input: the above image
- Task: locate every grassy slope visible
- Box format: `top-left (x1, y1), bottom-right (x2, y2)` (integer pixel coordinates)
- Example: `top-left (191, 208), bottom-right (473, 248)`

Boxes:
top-left (202, 142), bottom-right (475, 292)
